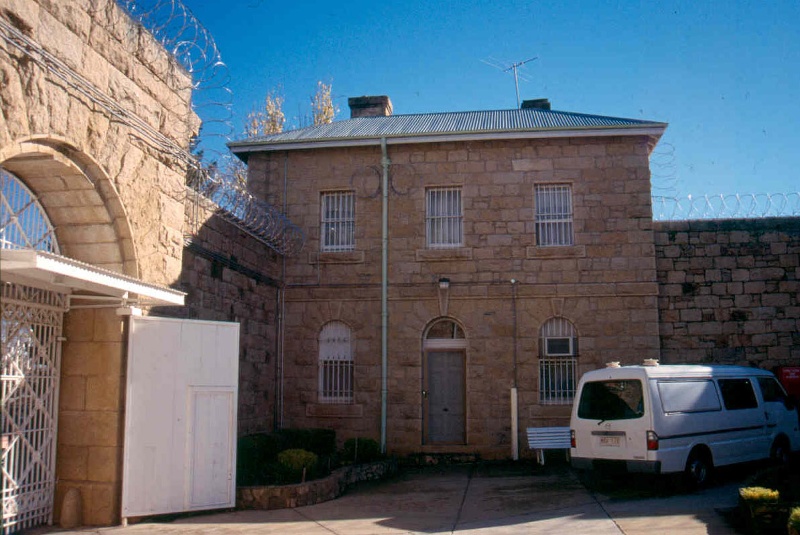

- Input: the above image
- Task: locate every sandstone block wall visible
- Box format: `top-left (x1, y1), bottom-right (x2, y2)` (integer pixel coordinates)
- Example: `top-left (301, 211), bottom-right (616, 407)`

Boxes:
top-left (1, 0), bottom-right (197, 285)
top-left (655, 218), bottom-right (800, 369)
top-left (155, 196), bottom-right (282, 436)
top-left (56, 308), bottom-right (126, 526)
top-left (1, 0), bottom-right (198, 527)
top-left (248, 135), bottom-right (661, 456)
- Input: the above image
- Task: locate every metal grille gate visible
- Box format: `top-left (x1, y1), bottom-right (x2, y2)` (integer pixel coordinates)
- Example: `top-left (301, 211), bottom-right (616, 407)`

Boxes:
top-left (1, 283), bottom-right (65, 534)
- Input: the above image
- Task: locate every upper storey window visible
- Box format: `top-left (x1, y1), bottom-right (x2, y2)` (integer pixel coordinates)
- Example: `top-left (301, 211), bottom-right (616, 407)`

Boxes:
top-left (534, 184), bottom-right (573, 246)
top-left (426, 187), bottom-right (463, 248)
top-left (320, 191), bottom-right (355, 252)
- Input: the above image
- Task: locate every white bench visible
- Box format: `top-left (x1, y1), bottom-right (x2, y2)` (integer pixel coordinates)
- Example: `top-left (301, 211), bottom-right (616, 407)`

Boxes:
top-left (526, 426), bottom-right (571, 465)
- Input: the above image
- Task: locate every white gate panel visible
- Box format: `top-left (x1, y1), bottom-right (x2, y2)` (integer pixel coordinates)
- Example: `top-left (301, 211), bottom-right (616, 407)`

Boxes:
top-left (122, 317), bottom-right (239, 519)
top-left (1, 284), bottom-right (65, 535)
top-left (188, 388), bottom-right (235, 508)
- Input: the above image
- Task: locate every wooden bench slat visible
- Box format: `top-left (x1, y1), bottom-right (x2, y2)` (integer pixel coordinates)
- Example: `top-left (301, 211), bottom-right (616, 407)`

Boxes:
top-left (526, 427), bottom-right (571, 465)
top-left (526, 426), bottom-right (571, 448)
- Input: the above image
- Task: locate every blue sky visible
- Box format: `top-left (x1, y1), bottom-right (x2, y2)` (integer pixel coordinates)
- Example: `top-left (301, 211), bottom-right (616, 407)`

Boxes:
top-left (184, 0), bottom-right (799, 198)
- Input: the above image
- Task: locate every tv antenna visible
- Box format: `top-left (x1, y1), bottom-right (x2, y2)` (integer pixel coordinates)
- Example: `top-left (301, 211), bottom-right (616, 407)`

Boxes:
top-left (482, 55), bottom-right (538, 108)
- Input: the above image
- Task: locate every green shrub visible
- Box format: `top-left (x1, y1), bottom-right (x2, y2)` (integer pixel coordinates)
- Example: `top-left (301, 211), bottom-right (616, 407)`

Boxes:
top-left (237, 433), bottom-right (283, 486)
top-left (278, 448), bottom-right (318, 472)
top-left (275, 449), bottom-right (319, 483)
top-left (277, 428), bottom-right (337, 456)
top-left (789, 507), bottom-right (800, 530)
top-left (236, 430), bottom-right (337, 486)
top-left (342, 437), bottom-right (382, 463)
top-left (739, 486), bottom-right (780, 503)
top-left (237, 432), bottom-right (295, 485)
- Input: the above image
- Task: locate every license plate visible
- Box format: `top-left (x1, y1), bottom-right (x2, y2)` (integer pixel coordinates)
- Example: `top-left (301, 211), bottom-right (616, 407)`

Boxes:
top-left (599, 436), bottom-right (621, 447)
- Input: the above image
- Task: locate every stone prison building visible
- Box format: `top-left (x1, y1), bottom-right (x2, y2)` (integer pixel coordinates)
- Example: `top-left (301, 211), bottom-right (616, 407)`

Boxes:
top-left (1, 1), bottom-right (798, 532)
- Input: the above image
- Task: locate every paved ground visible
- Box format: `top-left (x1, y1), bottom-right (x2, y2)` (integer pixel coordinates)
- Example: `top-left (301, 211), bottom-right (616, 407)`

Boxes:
top-left (32, 462), bottom-right (746, 534)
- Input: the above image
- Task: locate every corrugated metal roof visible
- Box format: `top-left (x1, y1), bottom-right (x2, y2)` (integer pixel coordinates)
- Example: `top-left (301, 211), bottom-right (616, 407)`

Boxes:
top-left (230, 107), bottom-right (666, 150)
top-left (0, 248), bottom-right (186, 305)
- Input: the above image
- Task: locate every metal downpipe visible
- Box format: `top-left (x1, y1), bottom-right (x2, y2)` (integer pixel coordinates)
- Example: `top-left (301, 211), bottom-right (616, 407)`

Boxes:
top-left (511, 279), bottom-right (519, 460)
top-left (380, 138), bottom-right (390, 454)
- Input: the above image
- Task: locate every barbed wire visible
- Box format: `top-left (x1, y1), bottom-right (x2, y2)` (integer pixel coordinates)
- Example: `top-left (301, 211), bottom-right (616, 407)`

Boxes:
top-left (0, 1), bottom-right (304, 255)
top-left (652, 193), bottom-right (800, 221)
top-left (649, 142), bottom-right (679, 195)
top-left (187, 166), bottom-right (306, 257)
top-left (108, 0), bottom-right (306, 255)
top-left (99, 0), bottom-right (235, 151)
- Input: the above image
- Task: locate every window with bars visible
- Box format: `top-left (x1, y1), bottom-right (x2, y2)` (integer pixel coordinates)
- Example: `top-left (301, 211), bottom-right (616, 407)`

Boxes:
top-left (320, 191), bottom-right (355, 252)
top-left (534, 184), bottom-right (573, 246)
top-left (426, 187), bottom-right (463, 248)
top-left (539, 317), bottom-right (577, 405)
top-left (318, 321), bottom-right (353, 404)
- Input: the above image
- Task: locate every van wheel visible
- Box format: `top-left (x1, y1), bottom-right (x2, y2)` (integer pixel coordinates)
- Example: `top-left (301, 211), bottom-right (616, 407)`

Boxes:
top-left (684, 449), bottom-right (712, 488)
top-left (770, 438), bottom-right (790, 465)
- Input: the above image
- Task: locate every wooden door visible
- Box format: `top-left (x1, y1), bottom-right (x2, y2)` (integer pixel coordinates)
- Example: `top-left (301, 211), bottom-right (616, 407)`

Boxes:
top-left (425, 351), bottom-right (465, 444)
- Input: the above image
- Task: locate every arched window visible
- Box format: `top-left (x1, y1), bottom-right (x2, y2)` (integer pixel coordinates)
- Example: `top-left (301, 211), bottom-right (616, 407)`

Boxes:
top-left (1, 169), bottom-right (59, 253)
top-left (539, 317), bottom-right (577, 404)
top-left (424, 318), bottom-right (466, 345)
top-left (318, 321), bottom-right (353, 404)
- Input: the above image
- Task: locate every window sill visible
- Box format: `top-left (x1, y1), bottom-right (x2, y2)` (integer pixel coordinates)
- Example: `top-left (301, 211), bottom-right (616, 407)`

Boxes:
top-left (526, 245), bottom-right (585, 259)
top-left (306, 403), bottom-right (363, 418)
top-left (309, 251), bottom-right (365, 264)
top-left (416, 248), bottom-right (473, 262)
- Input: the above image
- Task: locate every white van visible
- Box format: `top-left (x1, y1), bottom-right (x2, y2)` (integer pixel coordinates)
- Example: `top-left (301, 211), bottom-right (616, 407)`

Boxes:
top-left (570, 363), bottom-right (800, 485)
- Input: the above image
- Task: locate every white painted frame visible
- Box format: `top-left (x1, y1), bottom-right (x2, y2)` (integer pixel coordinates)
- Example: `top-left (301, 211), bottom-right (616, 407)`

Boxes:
top-left (122, 316), bottom-right (239, 519)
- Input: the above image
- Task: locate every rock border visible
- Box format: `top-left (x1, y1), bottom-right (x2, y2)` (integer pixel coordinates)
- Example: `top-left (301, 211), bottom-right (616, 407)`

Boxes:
top-left (236, 459), bottom-right (398, 510)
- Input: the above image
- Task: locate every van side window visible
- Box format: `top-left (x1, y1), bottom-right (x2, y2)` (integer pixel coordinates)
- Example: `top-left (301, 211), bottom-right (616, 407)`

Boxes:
top-left (718, 378), bottom-right (758, 410)
top-left (757, 377), bottom-right (787, 403)
top-left (658, 380), bottom-right (721, 413)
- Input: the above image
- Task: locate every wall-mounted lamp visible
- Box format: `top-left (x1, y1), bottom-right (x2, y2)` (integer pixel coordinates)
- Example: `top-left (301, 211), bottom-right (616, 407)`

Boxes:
top-left (438, 277), bottom-right (450, 290)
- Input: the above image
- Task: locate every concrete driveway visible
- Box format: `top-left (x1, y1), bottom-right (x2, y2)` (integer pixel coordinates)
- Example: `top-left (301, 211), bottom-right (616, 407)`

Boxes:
top-left (35, 462), bottom-right (744, 534)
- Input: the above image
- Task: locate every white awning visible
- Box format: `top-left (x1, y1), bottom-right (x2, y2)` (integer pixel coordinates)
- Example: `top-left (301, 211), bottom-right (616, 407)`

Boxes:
top-left (0, 248), bottom-right (185, 306)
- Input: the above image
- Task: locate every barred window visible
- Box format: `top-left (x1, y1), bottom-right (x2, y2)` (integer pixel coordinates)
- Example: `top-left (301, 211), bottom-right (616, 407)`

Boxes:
top-left (539, 317), bottom-right (577, 405)
top-left (1, 169), bottom-right (59, 253)
top-left (534, 184), bottom-right (573, 246)
top-left (426, 187), bottom-right (463, 248)
top-left (321, 191), bottom-right (355, 252)
top-left (319, 321), bottom-right (353, 404)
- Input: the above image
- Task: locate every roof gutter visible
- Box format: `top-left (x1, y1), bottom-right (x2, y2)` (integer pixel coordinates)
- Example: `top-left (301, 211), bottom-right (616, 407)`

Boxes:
top-left (229, 125), bottom-right (667, 156)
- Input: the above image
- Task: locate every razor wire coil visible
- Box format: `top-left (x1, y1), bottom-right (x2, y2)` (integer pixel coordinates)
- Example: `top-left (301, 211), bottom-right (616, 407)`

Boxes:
top-left (652, 193), bottom-right (800, 221)
top-left (0, 1), bottom-right (304, 255)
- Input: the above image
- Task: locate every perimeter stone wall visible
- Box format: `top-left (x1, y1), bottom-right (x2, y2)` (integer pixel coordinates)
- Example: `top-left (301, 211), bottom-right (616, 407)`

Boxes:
top-left (1, 0), bottom-right (197, 527)
top-left (1, 0), bottom-right (197, 285)
top-left (157, 195), bottom-right (283, 436)
top-left (655, 218), bottom-right (800, 369)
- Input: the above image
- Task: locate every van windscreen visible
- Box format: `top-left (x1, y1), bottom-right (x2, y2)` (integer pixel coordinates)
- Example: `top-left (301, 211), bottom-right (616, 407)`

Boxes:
top-left (577, 380), bottom-right (644, 421)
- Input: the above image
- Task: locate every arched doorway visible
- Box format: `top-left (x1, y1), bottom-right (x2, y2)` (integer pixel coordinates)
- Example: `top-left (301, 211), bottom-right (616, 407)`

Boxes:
top-left (1, 146), bottom-right (184, 530)
top-left (422, 318), bottom-right (467, 444)
top-left (1, 168), bottom-right (66, 533)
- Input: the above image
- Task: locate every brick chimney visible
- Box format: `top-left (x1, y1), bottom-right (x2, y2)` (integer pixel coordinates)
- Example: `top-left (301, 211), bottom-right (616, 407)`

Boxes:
top-left (348, 96), bottom-right (393, 118)
top-left (521, 98), bottom-right (551, 110)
